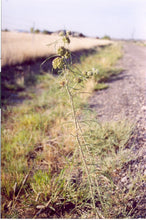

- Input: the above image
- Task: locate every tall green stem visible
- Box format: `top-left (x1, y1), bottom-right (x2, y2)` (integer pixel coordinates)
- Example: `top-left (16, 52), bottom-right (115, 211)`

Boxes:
top-left (65, 73), bottom-right (104, 219)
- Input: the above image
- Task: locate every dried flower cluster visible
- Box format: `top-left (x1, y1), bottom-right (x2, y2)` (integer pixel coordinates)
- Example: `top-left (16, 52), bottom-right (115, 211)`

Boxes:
top-left (52, 31), bottom-right (71, 70)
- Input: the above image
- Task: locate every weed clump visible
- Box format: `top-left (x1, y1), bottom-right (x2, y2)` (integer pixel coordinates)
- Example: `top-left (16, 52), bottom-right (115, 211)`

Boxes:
top-left (51, 31), bottom-right (104, 218)
top-left (2, 34), bottom-right (141, 218)
top-left (52, 57), bottom-right (65, 69)
top-left (102, 35), bottom-right (111, 40)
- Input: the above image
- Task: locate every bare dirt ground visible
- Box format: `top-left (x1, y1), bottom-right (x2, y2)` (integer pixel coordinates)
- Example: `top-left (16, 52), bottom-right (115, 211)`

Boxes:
top-left (90, 41), bottom-right (146, 217)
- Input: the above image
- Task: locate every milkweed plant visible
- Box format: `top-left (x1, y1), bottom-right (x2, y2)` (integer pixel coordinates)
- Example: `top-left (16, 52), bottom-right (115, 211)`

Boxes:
top-left (44, 30), bottom-right (103, 218)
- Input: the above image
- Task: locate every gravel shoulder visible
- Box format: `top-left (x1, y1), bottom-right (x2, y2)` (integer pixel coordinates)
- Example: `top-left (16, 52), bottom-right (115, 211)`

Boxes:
top-left (90, 41), bottom-right (146, 150)
top-left (89, 41), bottom-right (146, 217)
top-left (90, 42), bottom-right (146, 123)
top-left (90, 41), bottom-right (146, 153)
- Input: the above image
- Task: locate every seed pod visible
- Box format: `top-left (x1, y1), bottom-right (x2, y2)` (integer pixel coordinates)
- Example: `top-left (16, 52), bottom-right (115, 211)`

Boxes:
top-left (82, 71), bottom-right (87, 76)
top-left (57, 46), bottom-right (66, 56)
top-left (77, 77), bottom-right (82, 83)
top-left (52, 57), bottom-right (64, 69)
top-left (64, 50), bottom-right (71, 59)
top-left (59, 31), bottom-right (65, 36)
top-left (87, 71), bottom-right (92, 77)
top-left (63, 36), bottom-right (70, 44)
top-left (66, 30), bottom-right (71, 36)
top-left (60, 80), bottom-right (66, 87)
top-left (92, 67), bottom-right (99, 76)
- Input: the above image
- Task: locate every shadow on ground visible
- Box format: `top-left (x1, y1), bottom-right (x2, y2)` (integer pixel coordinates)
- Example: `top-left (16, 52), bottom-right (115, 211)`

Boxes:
top-left (2, 45), bottom-right (114, 106)
top-left (1, 47), bottom-right (99, 106)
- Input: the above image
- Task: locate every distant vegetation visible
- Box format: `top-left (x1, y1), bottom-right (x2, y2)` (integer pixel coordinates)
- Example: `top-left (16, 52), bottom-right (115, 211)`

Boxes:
top-left (30, 27), bottom-right (34, 33)
top-left (29, 27), bottom-right (86, 37)
top-left (3, 28), bottom-right (9, 32)
top-left (42, 30), bottom-right (52, 35)
top-left (102, 35), bottom-right (111, 40)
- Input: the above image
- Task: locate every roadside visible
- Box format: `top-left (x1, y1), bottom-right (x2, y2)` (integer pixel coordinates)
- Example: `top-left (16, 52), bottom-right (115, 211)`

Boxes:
top-left (90, 41), bottom-right (146, 217)
top-left (90, 41), bottom-right (146, 123)
top-left (2, 41), bottom-right (145, 218)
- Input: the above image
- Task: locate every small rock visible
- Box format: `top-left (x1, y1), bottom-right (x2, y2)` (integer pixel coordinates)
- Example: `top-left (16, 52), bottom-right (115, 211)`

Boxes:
top-left (36, 205), bottom-right (46, 209)
top-left (127, 183), bottom-right (133, 189)
top-left (141, 106), bottom-right (146, 111)
top-left (121, 176), bottom-right (128, 183)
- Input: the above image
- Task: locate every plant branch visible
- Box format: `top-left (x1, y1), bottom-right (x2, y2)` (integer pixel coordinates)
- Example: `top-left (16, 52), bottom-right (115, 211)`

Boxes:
top-left (65, 73), bottom-right (104, 219)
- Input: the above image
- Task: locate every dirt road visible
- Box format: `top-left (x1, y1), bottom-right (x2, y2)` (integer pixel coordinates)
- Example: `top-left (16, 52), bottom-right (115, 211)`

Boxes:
top-left (90, 41), bottom-right (146, 147)
top-left (90, 41), bottom-right (146, 217)
top-left (90, 40), bottom-right (146, 156)
top-left (90, 42), bottom-right (146, 123)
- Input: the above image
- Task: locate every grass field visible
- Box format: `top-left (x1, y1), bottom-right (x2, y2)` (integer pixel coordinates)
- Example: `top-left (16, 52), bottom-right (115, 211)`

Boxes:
top-left (2, 31), bottom-right (112, 67)
top-left (1, 33), bottom-right (143, 218)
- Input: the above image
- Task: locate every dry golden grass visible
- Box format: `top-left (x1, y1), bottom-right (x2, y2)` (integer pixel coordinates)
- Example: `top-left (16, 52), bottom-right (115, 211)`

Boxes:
top-left (2, 31), bottom-right (112, 67)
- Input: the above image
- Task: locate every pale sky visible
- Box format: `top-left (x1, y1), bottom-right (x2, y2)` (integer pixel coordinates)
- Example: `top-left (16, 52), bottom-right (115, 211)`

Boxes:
top-left (2, 0), bottom-right (146, 39)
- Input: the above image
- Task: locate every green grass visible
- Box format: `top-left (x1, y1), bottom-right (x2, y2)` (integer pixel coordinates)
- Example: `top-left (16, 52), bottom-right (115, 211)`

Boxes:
top-left (2, 42), bottom-right (143, 218)
top-left (134, 41), bottom-right (146, 47)
top-left (94, 82), bottom-right (109, 91)
top-left (101, 35), bottom-right (111, 40)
